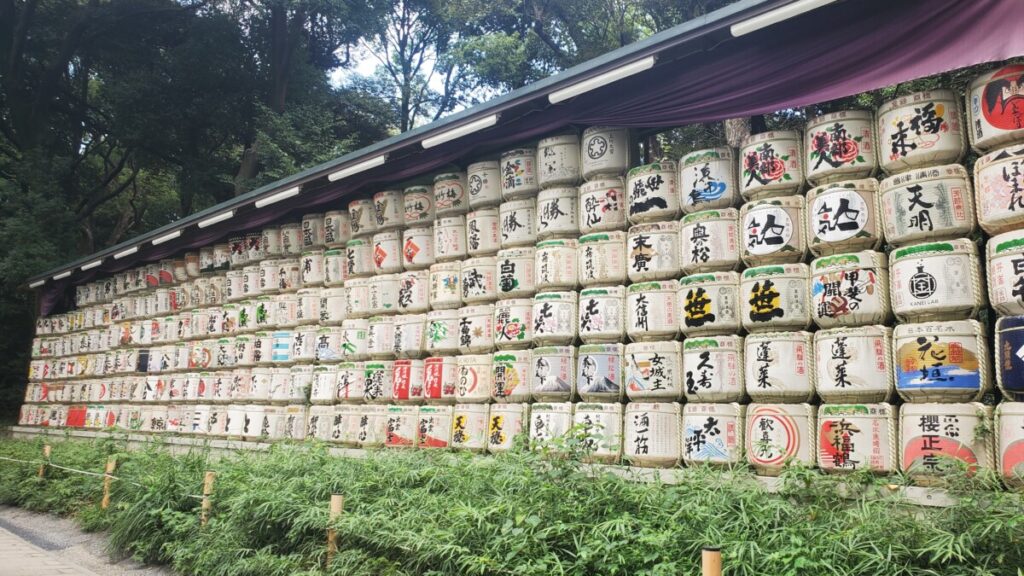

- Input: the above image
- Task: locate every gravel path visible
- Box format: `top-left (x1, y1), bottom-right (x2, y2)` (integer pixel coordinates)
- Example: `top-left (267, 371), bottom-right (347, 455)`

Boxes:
top-left (0, 506), bottom-right (175, 576)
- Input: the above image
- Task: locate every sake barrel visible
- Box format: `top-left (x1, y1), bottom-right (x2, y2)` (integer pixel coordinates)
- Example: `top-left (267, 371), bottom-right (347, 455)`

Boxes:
top-left (323, 251), bottom-right (348, 286)
top-left (900, 402), bottom-right (994, 482)
top-left (679, 147), bottom-right (739, 213)
top-left (461, 256), bottom-right (498, 304)
top-left (574, 402), bottom-right (623, 463)
top-left (996, 316), bottom-right (1024, 401)
top-left (975, 144), bottom-right (1024, 235)
top-left (392, 359), bottom-right (425, 403)
top-left (185, 252), bottom-right (202, 277)
top-left (253, 331), bottom-right (274, 365)
top-left (499, 199), bottom-right (537, 248)
top-left (283, 404), bottom-right (309, 440)
top-left (425, 309), bottom-right (459, 355)
top-left (500, 148), bottom-right (539, 200)
top-left (572, 344), bottom-right (624, 403)
top-left (536, 187), bottom-right (579, 239)
top-left (740, 264), bottom-right (811, 332)
top-left (625, 340), bottom-right (683, 401)
top-left (403, 185), bottom-right (435, 227)
top-left (422, 356), bottom-right (457, 404)
top-left (493, 245), bottom-right (536, 295)
top-left (235, 334), bottom-right (256, 366)
top-left (391, 226), bottom-right (430, 278)
top-left (273, 293), bottom-right (300, 328)
top-left (348, 198), bottom-right (376, 237)
top-left (336, 361), bottom-right (365, 402)
top-left (491, 351), bottom-right (531, 402)
top-left (428, 262), bottom-right (461, 309)
top-left (433, 172), bottom-right (469, 217)
top-left (582, 126), bottom-right (631, 180)
top-left (745, 331), bottom-right (815, 402)
top-left (894, 320), bottom-right (991, 403)
top-left (532, 291), bottom-right (577, 345)
top-left (394, 314), bottom-right (426, 358)
top-left (258, 260), bottom-right (281, 295)
top-left (679, 208), bottom-right (742, 274)
top-left (330, 405), bottom-right (361, 444)
top-left (366, 316), bottom-right (395, 360)
top-left (579, 178), bottom-right (628, 233)
top-left (805, 110), bottom-right (878, 185)
top-left (624, 402), bottom-right (682, 468)
top-left (626, 222), bottom-right (680, 282)
top-left (357, 405), bottom-right (388, 447)
top-left (487, 403), bottom-right (527, 453)
top-left (434, 215), bottom-right (468, 262)
top-left (877, 89), bottom-right (966, 174)
top-left (740, 196), bottom-right (807, 265)
top-left (996, 402), bottom-right (1024, 488)
top-left (467, 161), bottom-right (502, 209)
top-left (535, 239), bottom-right (578, 290)
top-left (529, 402), bottom-right (573, 447)
top-left (739, 131), bottom-right (804, 200)
top-left (452, 403), bottom-right (489, 451)
top-left (373, 189), bottom-right (404, 230)
top-left (683, 402), bottom-right (745, 466)
top-left (225, 270), bottom-right (245, 302)
top-left (246, 233), bottom-right (265, 263)
top-left (301, 213), bottom-right (326, 249)
top-left (367, 273), bottom-right (400, 315)
top-left (296, 288), bottom-right (321, 326)
top-left (683, 336), bottom-right (744, 402)
top-left (578, 232), bottom-right (627, 287)
top-left (372, 231), bottom-right (402, 275)
top-left (339, 317), bottom-right (368, 358)
top-left (814, 326), bottom-right (893, 403)
top-left (342, 278), bottom-right (371, 321)
top-left (249, 367), bottom-right (271, 401)
top-left (678, 272), bottom-right (742, 337)
top-left (626, 281), bottom-right (680, 341)
top-left (457, 304), bottom-right (495, 353)
top-left (817, 403), bottom-right (898, 474)
top-left (627, 161), bottom-right (679, 224)
top-left (889, 239), bottom-right (985, 322)
top-left (455, 354), bottom-right (492, 403)
top-left (314, 326), bottom-right (343, 363)
top-left (306, 405), bottom-right (333, 440)
top-left (320, 287), bottom-right (346, 326)
top-left (466, 208), bottom-right (501, 256)
top-left (396, 270), bottom-right (429, 314)
top-left (537, 133), bottom-right (581, 188)
top-left (531, 346), bottom-right (575, 401)
top-left (324, 210), bottom-right (352, 248)
top-left (288, 364), bottom-right (314, 402)
top-left (345, 239), bottom-right (375, 279)
top-left (493, 298), bottom-right (534, 350)
top-left (966, 64), bottom-right (1024, 152)
top-left (746, 403), bottom-right (816, 476)
top-left (363, 361), bottom-right (394, 403)
top-left (416, 405), bottom-right (453, 448)
top-left (879, 164), bottom-right (975, 246)
top-left (988, 230), bottom-right (1024, 316)
top-left (810, 251), bottom-right (891, 328)
top-left (224, 403), bottom-right (247, 437)
top-left (276, 258), bottom-right (301, 293)
top-left (577, 286), bottom-right (625, 343)
top-left (806, 179), bottom-right (883, 256)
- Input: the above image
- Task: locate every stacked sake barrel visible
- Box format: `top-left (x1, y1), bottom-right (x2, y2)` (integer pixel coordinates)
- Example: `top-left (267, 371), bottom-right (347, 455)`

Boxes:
top-left (18, 62), bottom-right (1024, 489)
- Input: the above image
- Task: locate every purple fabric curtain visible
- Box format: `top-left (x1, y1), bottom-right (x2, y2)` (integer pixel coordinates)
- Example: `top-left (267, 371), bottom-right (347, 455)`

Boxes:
top-left (40, 0), bottom-right (1024, 314)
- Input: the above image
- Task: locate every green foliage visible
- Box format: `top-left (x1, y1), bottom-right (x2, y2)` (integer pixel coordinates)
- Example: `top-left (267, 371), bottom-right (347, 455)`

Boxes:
top-left (0, 436), bottom-right (1022, 576)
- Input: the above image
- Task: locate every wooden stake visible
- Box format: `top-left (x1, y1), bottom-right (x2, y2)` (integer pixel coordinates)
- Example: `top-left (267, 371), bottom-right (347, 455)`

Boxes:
top-left (101, 456), bottom-right (117, 509)
top-left (326, 494), bottom-right (344, 567)
top-left (200, 471), bottom-right (216, 526)
top-left (37, 444), bottom-right (51, 478)
top-left (702, 546), bottom-right (722, 576)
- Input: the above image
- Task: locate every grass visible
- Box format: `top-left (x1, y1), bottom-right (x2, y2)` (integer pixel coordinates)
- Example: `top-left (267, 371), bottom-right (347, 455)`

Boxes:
top-left (0, 432), bottom-right (1022, 576)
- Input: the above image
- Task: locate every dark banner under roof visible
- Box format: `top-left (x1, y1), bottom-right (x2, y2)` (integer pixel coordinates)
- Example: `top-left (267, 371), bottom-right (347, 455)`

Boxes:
top-left (37, 0), bottom-right (1024, 314)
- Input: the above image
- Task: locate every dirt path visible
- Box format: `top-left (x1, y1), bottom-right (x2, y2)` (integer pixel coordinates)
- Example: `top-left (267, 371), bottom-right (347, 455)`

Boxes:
top-left (0, 506), bottom-right (175, 576)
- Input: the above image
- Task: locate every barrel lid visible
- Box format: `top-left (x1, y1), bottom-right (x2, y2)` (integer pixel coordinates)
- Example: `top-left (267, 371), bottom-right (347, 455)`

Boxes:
top-left (877, 88), bottom-right (958, 115)
top-left (680, 147), bottom-right (733, 166)
top-left (627, 161), bottom-right (677, 178)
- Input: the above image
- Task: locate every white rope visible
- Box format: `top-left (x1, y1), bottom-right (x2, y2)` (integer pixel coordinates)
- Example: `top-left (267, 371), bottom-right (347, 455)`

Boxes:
top-left (0, 455), bottom-right (42, 465)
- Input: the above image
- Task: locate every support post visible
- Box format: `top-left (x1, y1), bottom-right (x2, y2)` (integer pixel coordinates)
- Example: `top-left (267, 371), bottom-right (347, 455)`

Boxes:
top-left (326, 494), bottom-right (344, 567)
top-left (702, 546), bottom-right (722, 576)
top-left (37, 444), bottom-right (51, 478)
top-left (101, 456), bottom-right (117, 509)
top-left (200, 471), bottom-right (216, 526)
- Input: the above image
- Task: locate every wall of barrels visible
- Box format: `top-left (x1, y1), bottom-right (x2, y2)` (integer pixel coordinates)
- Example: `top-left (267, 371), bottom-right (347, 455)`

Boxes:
top-left (17, 62), bottom-right (1024, 489)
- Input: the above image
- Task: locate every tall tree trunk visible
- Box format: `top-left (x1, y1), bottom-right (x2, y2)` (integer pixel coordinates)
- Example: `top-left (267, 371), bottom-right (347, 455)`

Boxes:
top-left (724, 117), bottom-right (751, 149)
